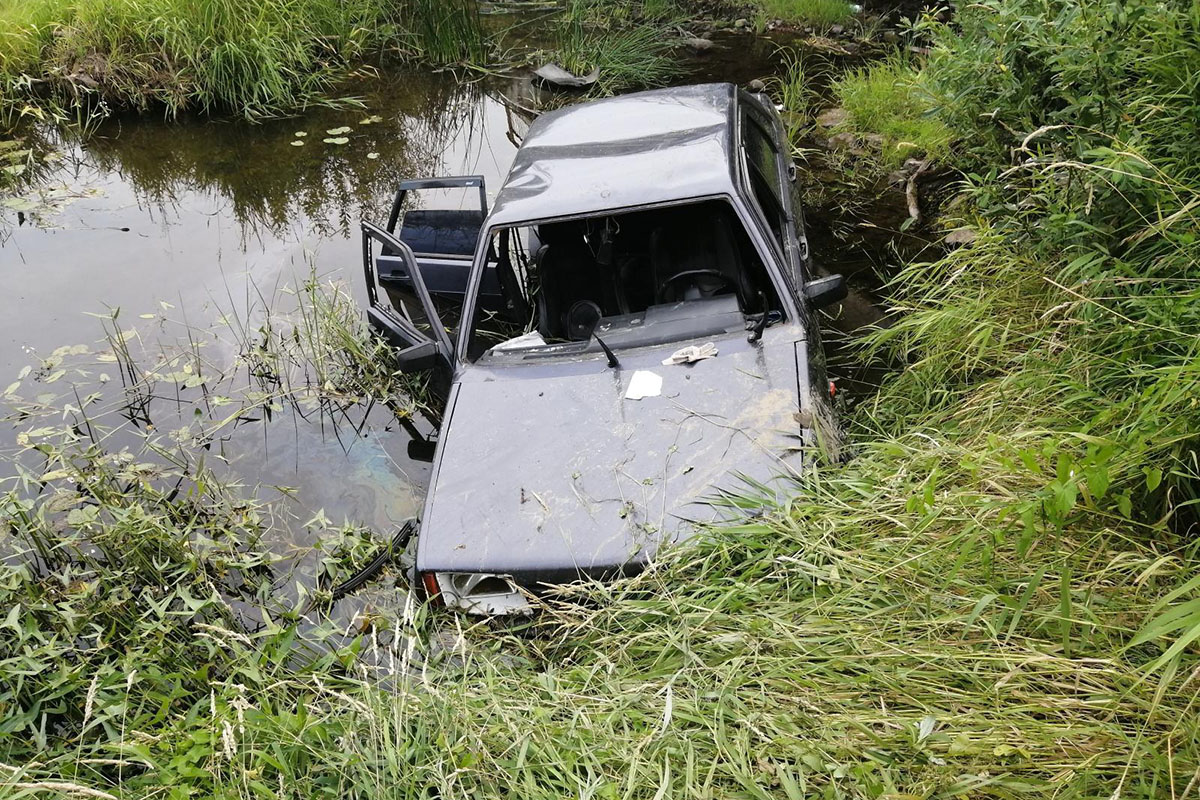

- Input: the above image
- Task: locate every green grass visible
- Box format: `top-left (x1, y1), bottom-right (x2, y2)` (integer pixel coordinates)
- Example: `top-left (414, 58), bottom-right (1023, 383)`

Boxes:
top-left (754, 0), bottom-right (854, 28)
top-left (834, 59), bottom-right (952, 168)
top-left (544, 0), bottom-right (683, 96)
top-left (0, 0), bottom-right (487, 122)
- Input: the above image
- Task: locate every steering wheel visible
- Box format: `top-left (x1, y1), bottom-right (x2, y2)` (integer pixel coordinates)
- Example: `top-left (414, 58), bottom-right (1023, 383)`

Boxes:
top-left (656, 269), bottom-right (736, 304)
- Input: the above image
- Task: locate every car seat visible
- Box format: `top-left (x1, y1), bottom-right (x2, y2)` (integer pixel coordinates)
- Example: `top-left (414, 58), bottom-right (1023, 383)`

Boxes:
top-left (535, 221), bottom-right (616, 340)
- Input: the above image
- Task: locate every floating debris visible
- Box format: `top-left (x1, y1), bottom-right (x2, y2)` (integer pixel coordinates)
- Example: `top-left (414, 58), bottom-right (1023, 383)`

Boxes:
top-left (359, 115), bottom-right (383, 125)
top-left (533, 63), bottom-right (601, 88)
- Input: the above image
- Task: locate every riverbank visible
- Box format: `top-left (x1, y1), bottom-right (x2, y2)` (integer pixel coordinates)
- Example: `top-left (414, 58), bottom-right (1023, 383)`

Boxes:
top-left (0, 0), bottom-right (485, 122)
top-left (0, 0), bottom-right (870, 124)
top-left (3, 0), bottom-right (1199, 797)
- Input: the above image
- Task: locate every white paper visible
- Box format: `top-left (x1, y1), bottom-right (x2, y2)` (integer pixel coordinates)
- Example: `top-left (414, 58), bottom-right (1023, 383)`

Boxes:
top-left (624, 370), bottom-right (663, 400)
top-left (490, 330), bottom-right (546, 351)
top-left (661, 342), bottom-right (718, 366)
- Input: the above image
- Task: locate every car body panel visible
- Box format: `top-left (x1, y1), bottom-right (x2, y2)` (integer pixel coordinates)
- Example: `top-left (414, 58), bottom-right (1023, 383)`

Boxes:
top-left (416, 325), bottom-right (807, 584)
top-left (486, 84), bottom-right (740, 227)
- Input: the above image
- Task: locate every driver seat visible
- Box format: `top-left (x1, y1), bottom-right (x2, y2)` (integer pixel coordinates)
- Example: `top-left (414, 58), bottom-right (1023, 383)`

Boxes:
top-left (648, 208), bottom-right (752, 305)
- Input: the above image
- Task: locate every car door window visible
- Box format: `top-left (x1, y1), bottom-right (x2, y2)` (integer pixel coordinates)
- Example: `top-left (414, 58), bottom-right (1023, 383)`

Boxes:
top-left (741, 114), bottom-right (799, 294)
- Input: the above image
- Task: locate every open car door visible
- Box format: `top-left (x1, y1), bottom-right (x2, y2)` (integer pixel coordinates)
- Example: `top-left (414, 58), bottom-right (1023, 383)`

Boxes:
top-left (376, 176), bottom-right (495, 303)
top-left (361, 220), bottom-right (455, 372)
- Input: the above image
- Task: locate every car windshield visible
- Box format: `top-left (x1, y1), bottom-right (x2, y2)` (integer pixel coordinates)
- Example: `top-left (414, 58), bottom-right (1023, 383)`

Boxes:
top-left (464, 199), bottom-right (781, 363)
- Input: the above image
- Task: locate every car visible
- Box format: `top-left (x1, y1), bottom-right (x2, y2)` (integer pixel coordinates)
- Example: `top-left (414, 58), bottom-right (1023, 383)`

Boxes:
top-left (359, 83), bottom-right (846, 614)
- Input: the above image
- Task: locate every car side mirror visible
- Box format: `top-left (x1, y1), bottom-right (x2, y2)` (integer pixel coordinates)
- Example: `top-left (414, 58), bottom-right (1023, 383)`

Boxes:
top-left (803, 274), bottom-right (847, 310)
top-left (407, 438), bottom-right (437, 463)
top-left (393, 339), bottom-right (443, 372)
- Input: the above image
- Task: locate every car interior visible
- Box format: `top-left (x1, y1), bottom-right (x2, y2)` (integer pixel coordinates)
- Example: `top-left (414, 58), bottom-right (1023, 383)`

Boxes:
top-left (467, 199), bottom-right (782, 361)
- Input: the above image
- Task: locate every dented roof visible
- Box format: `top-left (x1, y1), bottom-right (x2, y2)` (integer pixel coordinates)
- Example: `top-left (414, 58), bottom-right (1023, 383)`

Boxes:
top-left (486, 83), bottom-right (741, 226)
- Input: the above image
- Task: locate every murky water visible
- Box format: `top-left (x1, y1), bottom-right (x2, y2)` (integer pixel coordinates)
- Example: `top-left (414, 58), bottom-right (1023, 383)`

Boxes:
top-left (1, 70), bottom-right (528, 527)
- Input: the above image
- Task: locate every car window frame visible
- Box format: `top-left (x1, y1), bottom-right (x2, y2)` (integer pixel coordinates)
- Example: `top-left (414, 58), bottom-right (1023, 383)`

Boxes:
top-left (453, 194), bottom-right (798, 366)
top-left (737, 94), bottom-right (808, 299)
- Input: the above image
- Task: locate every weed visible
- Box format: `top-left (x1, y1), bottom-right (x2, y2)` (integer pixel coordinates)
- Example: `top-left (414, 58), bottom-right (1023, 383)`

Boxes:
top-left (834, 58), bottom-right (952, 168)
top-left (770, 48), bottom-right (822, 141)
top-left (547, 0), bottom-right (683, 95)
top-left (754, 0), bottom-right (853, 28)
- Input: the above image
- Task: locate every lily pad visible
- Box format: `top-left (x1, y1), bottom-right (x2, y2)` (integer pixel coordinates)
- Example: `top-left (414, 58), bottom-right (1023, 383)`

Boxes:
top-left (359, 115), bottom-right (383, 125)
top-left (367, 152), bottom-right (380, 160)
top-left (294, 131), bottom-right (308, 137)
top-left (290, 140), bottom-right (305, 147)
top-left (323, 137), bottom-right (350, 145)
top-left (326, 126), bottom-right (352, 135)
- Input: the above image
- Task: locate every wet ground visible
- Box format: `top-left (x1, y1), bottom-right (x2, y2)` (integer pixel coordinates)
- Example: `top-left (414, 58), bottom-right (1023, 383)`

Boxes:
top-left (0, 31), bottom-right (922, 632)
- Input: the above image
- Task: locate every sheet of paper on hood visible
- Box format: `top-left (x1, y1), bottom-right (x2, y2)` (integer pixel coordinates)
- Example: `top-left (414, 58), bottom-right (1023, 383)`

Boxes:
top-left (624, 370), bottom-right (663, 400)
top-left (662, 342), bottom-right (718, 365)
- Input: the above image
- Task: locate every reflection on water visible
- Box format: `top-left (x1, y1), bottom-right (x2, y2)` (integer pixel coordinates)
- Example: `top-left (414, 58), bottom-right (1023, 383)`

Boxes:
top-left (0, 70), bottom-right (523, 379)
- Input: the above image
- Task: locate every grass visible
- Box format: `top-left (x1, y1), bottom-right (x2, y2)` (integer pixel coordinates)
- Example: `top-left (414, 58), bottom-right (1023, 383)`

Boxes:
top-left (754, 0), bottom-right (854, 28)
top-left (770, 49), bottom-right (823, 141)
top-left (834, 58), bottom-right (952, 168)
top-left (545, 0), bottom-right (684, 95)
top-left (0, 0), bottom-right (488, 123)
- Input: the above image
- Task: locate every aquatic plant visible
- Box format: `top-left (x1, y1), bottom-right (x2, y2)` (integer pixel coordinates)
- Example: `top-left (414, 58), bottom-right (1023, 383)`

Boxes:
top-left (400, 0), bottom-right (489, 67)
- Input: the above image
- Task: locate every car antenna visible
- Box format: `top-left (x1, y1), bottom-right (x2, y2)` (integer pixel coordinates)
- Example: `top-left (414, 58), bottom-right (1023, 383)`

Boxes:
top-left (592, 331), bottom-right (620, 369)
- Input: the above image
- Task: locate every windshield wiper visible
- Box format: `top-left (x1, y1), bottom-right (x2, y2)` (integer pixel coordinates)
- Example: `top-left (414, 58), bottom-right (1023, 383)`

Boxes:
top-left (592, 332), bottom-right (620, 369)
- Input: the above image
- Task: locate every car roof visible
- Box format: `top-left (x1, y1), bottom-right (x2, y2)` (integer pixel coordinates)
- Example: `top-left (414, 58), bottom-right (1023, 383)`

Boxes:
top-left (486, 83), bottom-right (743, 227)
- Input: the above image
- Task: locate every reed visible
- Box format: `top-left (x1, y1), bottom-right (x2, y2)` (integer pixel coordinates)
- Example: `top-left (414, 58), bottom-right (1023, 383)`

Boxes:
top-left (0, 0), bottom-right (489, 123)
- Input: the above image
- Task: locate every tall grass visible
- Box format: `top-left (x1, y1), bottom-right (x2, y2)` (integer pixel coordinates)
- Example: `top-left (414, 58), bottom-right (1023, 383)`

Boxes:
top-left (754, 0), bottom-right (854, 27)
top-left (0, 0), bottom-right (489, 122)
top-left (548, 0), bottom-right (683, 95)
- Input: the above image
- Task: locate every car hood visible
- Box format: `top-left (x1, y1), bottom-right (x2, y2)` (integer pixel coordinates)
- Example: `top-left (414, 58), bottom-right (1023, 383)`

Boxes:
top-left (417, 333), bottom-right (810, 584)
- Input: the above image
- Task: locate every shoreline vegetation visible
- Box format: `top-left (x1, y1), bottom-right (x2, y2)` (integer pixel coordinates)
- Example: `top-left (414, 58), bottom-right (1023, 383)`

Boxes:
top-left (0, 0), bottom-right (859, 124)
top-left (0, 0), bottom-right (488, 123)
top-left (3, 0), bottom-right (1200, 797)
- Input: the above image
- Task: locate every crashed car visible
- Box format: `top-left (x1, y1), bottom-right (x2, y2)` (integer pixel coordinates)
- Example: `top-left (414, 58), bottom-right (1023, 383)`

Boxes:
top-left (360, 83), bottom-right (845, 614)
